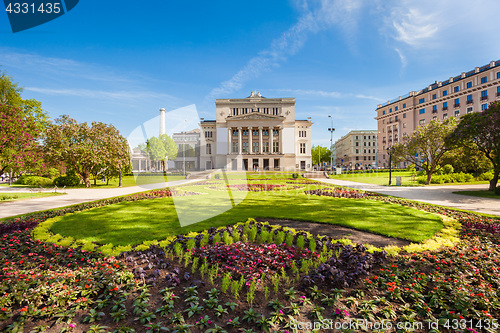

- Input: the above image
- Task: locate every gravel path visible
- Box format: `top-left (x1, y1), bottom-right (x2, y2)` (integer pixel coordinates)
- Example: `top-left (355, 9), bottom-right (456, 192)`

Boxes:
top-left (256, 218), bottom-right (412, 248)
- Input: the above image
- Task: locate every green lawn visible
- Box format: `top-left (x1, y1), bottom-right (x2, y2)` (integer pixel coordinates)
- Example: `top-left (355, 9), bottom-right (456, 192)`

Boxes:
top-left (50, 178), bottom-right (444, 246)
top-left (453, 190), bottom-right (500, 200)
top-left (0, 192), bottom-right (64, 202)
top-left (88, 174), bottom-right (186, 188)
top-left (329, 171), bottom-right (419, 186)
top-left (1, 175), bottom-right (186, 189)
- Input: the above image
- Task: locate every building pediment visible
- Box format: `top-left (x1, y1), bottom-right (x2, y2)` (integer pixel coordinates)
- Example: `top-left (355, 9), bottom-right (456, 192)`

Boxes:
top-left (227, 113), bottom-right (284, 121)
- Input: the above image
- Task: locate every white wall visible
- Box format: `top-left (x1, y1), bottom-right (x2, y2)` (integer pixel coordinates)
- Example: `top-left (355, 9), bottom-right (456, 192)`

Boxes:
top-left (282, 128), bottom-right (295, 154)
top-left (216, 128), bottom-right (228, 154)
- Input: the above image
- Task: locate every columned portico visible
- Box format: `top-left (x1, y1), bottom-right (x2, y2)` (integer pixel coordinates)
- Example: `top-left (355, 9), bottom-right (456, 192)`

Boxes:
top-left (258, 126), bottom-right (263, 154)
top-left (200, 93), bottom-right (313, 171)
top-left (237, 127), bottom-right (242, 154)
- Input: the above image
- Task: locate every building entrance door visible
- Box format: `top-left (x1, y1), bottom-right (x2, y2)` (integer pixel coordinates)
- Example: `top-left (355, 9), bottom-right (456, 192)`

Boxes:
top-left (243, 159), bottom-right (248, 171)
top-left (300, 161), bottom-right (306, 170)
top-left (205, 161), bottom-right (212, 170)
top-left (274, 159), bottom-right (280, 170)
top-left (252, 159), bottom-right (259, 171)
top-left (263, 159), bottom-right (269, 170)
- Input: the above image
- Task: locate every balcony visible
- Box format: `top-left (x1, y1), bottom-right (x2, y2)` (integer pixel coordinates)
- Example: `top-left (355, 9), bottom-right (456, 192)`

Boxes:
top-left (466, 99), bottom-right (473, 105)
top-left (481, 95), bottom-right (489, 101)
top-left (432, 110), bottom-right (438, 114)
top-left (497, 92), bottom-right (500, 97)
top-left (394, 128), bottom-right (398, 133)
top-left (454, 103), bottom-right (460, 108)
top-left (442, 106), bottom-right (448, 111)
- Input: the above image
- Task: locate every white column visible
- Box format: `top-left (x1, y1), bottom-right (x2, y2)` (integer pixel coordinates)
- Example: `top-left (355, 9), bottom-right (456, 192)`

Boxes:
top-left (278, 127), bottom-right (283, 154)
top-left (248, 127), bottom-right (253, 154)
top-left (270, 127), bottom-right (274, 154)
top-left (238, 127), bottom-right (242, 154)
top-left (227, 127), bottom-right (232, 154)
top-left (138, 159), bottom-right (142, 171)
top-left (258, 126), bottom-right (263, 154)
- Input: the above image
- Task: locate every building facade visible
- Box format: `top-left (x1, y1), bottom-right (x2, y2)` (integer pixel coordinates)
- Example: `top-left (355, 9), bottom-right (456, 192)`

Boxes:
top-left (172, 129), bottom-right (200, 171)
top-left (200, 91), bottom-right (313, 171)
top-left (375, 60), bottom-right (500, 168)
top-left (334, 130), bottom-right (378, 169)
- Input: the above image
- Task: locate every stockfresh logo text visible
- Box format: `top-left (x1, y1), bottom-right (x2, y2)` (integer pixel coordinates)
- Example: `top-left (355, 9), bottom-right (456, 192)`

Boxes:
top-left (3, 0), bottom-right (79, 33)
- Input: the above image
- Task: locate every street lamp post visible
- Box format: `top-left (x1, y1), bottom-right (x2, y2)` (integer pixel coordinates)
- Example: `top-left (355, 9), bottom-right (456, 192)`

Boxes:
top-left (328, 115), bottom-right (335, 173)
top-left (387, 147), bottom-right (392, 186)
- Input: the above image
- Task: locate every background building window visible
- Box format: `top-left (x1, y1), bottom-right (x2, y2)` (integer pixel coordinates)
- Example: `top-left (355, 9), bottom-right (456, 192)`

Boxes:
top-left (481, 76), bottom-right (487, 84)
top-left (273, 141), bottom-right (279, 153)
top-left (419, 98), bottom-right (425, 104)
top-left (263, 142), bottom-right (269, 153)
top-left (206, 143), bottom-right (212, 155)
top-left (466, 82), bottom-right (472, 88)
top-left (442, 90), bottom-right (448, 96)
top-left (482, 103), bottom-right (488, 110)
top-left (419, 119), bottom-right (425, 125)
top-left (232, 142), bottom-right (238, 153)
top-left (454, 86), bottom-right (459, 93)
top-left (299, 143), bottom-right (306, 154)
top-left (419, 108), bottom-right (425, 114)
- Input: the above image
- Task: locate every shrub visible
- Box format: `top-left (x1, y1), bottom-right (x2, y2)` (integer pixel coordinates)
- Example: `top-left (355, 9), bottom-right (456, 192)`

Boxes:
top-left (292, 173), bottom-right (299, 179)
top-left (15, 175), bottom-right (53, 186)
top-left (53, 170), bottom-right (81, 187)
top-left (442, 164), bottom-right (454, 175)
top-left (47, 168), bottom-right (60, 179)
top-left (495, 186), bottom-right (500, 196)
top-left (478, 171), bottom-right (494, 181)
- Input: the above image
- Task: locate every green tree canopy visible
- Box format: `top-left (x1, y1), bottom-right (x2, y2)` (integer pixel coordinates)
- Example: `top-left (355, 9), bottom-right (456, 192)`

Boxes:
top-left (0, 71), bottom-right (48, 175)
top-left (44, 115), bottom-right (130, 187)
top-left (311, 145), bottom-right (332, 165)
top-left (391, 117), bottom-right (456, 185)
top-left (144, 134), bottom-right (178, 172)
top-left (447, 101), bottom-right (500, 190)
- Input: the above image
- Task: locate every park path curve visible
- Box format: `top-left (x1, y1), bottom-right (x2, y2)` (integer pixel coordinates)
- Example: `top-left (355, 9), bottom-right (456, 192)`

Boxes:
top-left (0, 179), bottom-right (200, 219)
top-left (1, 177), bottom-right (499, 219)
top-left (313, 178), bottom-right (500, 217)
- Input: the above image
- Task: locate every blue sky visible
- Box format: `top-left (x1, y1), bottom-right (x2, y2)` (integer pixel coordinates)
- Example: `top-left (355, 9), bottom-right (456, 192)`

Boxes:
top-left (1, 0), bottom-right (499, 146)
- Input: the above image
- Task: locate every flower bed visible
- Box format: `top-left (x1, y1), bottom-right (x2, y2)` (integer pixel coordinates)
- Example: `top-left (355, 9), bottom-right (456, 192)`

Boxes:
top-left (189, 242), bottom-right (319, 283)
top-left (305, 187), bottom-right (367, 198)
top-left (226, 184), bottom-right (286, 191)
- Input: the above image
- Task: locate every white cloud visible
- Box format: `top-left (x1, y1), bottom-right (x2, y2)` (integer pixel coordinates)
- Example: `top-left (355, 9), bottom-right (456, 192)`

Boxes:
top-left (391, 8), bottom-right (438, 47)
top-left (394, 48), bottom-right (407, 68)
top-left (25, 87), bottom-right (175, 102)
top-left (270, 88), bottom-right (384, 102)
top-left (207, 0), bottom-right (365, 99)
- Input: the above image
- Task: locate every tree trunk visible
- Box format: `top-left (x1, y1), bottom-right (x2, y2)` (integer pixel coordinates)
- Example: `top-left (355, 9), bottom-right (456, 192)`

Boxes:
top-left (489, 169), bottom-right (499, 191)
top-left (94, 176), bottom-right (97, 186)
top-left (426, 172), bottom-right (432, 185)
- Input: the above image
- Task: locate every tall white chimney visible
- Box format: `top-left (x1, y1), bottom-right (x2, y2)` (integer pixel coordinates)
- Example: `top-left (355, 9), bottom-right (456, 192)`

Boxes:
top-left (159, 108), bottom-right (165, 135)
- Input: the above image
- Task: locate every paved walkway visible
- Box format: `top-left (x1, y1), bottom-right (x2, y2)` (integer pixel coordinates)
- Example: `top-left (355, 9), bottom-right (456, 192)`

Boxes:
top-left (1, 177), bottom-right (498, 219)
top-left (0, 179), bottom-right (200, 219)
top-left (313, 178), bottom-right (500, 217)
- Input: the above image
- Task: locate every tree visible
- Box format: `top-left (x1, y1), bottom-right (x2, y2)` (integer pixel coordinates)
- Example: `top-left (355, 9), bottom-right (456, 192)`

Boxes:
top-left (0, 71), bottom-right (48, 176)
top-left (0, 70), bottom-right (23, 107)
top-left (391, 117), bottom-right (456, 185)
top-left (44, 115), bottom-right (130, 187)
top-left (0, 103), bottom-right (40, 175)
top-left (447, 101), bottom-right (500, 191)
top-left (144, 134), bottom-right (178, 172)
top-left (311, 145), bottom-right (331, 166)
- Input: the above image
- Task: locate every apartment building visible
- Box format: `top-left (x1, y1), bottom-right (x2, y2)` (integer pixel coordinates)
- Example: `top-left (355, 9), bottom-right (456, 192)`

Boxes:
top-left (375, 60), bottom-right (500, 168)
top-left (334, 130), bottom-right (378, 169)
